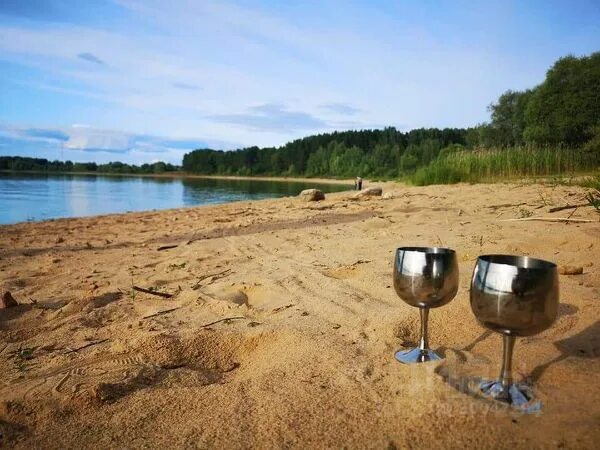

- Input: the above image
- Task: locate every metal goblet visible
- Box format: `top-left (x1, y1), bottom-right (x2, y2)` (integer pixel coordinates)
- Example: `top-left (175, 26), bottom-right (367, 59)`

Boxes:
top-left (470, 255), bottom-right (559, 410)
top-left (393, 247), bottom-right (459, 363)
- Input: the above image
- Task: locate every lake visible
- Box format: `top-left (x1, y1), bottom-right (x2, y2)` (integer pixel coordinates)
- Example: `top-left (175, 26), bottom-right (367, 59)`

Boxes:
top-left (0, 173), bottom-right (351, 225)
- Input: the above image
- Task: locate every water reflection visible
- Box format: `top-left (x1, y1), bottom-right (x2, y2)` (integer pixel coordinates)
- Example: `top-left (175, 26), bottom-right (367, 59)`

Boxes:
top-left (0, 173), bottom-right (350, 224)
top-left (181, 177), bottom-right (334, 205)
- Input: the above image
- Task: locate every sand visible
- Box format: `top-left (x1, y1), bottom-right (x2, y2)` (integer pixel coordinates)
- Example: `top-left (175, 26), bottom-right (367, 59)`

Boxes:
top-left (0, 181), bottom-right (599, 449)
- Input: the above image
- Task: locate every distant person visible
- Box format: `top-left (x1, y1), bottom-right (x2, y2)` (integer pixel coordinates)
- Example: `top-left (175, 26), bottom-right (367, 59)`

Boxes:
top-left (357, 176), bottom-right (363, 190)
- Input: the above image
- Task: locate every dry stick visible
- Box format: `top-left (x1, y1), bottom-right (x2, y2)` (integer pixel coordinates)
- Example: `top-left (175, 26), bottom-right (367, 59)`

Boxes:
top-left (566, 206), bottom-right (579, 220)
top-left (132, 285), bottom-right (173, 298)
top-left (200, 316), bottom-right (246, 328)
top-left (65, 338), bottom-right (109, 354)
top-left (349, 259), bottom-right (371, 267)
top-left (192, 269), bottom-right (232, 289)
top-left (548, 203), bottom-right (590, 213)
top-left (502, 217), bottom-right (594, 223)
top-left (157, 244), bottom-right (178, 251)
top-left (487, 202), bottom-right (528, 210)
top-left (272, 304), bottom-right (295, 313)
top-left (142, 307), bottom-right (181, 319)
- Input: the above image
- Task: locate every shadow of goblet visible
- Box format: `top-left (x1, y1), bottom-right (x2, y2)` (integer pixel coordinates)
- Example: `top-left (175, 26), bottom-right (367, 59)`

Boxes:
top-left (527, 319), bottom-right (600, 383)
top-left (434, 329), bottom-right (494, 364)
top-left (435, 318), bottom-right (600, 415)
top-left (433, 348), bottom-right (549, 415)
top-left (432, 348), bottom-right (520, 414)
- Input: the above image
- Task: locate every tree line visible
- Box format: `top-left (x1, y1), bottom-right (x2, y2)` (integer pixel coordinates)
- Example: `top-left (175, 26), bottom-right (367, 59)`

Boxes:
top-left (183, 51), bottom-right (599, 178)
top-left (0, 157), bottom-right (179, 174)
top-left (183, 127), bottom-right (469, 178)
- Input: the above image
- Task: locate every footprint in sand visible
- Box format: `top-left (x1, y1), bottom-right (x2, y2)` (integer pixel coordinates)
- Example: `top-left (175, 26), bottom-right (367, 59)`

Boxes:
top-left (203, 282), bottom-right (292, 312)
top-left (2, 331), bottom-right (264, 403)
top-left (219, 287), bottom-right (249, 306)
top-left (323, 265), bottom-right (361, 280)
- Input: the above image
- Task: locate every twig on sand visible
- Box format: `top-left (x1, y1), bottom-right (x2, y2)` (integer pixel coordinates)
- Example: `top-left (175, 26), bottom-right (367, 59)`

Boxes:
top-left (142, 307), bottom-right (181, 319)
top-left (502, 217), bottom-right (594, 223)
top-left (186, 236), bottom-right (207, 245)
top-left (566, 206), bottom-right (581, 220)
top-left (65, 339), bottom-right (109, 354)
top-left (200, 316), bottom-right (246, 328)
top-left (157, 244), bottom-right (178, 251)
top-left (487, 202), bottom-right (528, 210)
top-left (272, 304), bottom-right (295, 313)
top-left (548, 203), bottom-right (589, 213)
top-left (349, 259), bottom-right (371, 267)
top-left (133, 286), bottom-right (174, 298)
top-left (192, 269), bottom-right (232, 289)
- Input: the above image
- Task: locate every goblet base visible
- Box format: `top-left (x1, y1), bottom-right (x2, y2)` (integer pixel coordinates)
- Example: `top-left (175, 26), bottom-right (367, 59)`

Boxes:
top-left (479, 380), bottom-right (542, 413)
top-left (395, 347), bottom-right (442, 364)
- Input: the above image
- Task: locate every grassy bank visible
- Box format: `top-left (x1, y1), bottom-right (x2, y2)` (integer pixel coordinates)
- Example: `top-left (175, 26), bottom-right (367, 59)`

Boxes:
top-left (410, 147), bottom-right (599, 186)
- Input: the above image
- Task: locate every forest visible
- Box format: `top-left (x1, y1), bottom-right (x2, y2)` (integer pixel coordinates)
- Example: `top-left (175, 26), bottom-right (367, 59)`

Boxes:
top-left (0, 158), bottom-right (179, 175)
top-left (183, 52), bottom-right (600, 181)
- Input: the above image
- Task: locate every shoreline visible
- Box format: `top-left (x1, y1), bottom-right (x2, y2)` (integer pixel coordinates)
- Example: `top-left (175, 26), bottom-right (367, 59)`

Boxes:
top-left (0, 169), bottom-right (355, 185)
top-left (0, 188), bottom-right (357, 228)
top-left (0, 176), bottom-right (357, 227)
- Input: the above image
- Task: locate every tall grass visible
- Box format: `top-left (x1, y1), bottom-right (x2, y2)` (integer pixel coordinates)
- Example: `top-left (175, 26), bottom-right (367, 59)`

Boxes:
top-left (410, 147), bottom-right (599, 186)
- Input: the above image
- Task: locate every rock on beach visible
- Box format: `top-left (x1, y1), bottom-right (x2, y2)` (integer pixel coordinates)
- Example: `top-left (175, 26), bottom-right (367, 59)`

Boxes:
top-left (352, 187), bottom-right (383, 199)
top-left (559, 265), bottom-right (584, 275)
top-left (299, 189), bottom-right (325, 202)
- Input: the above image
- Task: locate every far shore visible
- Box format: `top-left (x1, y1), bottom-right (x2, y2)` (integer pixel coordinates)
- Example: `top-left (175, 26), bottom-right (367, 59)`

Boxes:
top-left (0, 169), bottom-right (355, 186)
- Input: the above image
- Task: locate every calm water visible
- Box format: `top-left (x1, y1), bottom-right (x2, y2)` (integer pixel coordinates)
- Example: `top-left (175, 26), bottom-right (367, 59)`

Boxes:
top-left (0, 173), bottom-right (351, 225)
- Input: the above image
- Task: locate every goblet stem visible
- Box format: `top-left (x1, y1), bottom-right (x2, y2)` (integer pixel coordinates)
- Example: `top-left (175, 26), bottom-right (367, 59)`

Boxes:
top-left (418, 307), bottom-right (429, 351)
top-left (500, 334), bottom-right (516, 390)
top-left (394, 306), bottom-right (440, 363)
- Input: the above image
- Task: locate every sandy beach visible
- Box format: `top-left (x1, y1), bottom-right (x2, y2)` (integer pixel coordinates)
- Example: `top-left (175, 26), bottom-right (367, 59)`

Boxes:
top-left (0, 181), bottom-right (599, 449)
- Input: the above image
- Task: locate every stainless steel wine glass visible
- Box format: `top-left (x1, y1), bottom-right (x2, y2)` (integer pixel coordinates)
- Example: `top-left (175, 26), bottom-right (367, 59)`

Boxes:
top-left (393, 247), bottom-right (459, 363)
top-left (470, 254), bottom-right (558, 410)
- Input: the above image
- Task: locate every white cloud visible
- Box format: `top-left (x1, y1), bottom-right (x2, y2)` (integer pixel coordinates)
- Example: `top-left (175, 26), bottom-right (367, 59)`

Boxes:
top-left (0, 124), bottom-right (237, 164)
top-left (65, 127), bottom-right (131, 152)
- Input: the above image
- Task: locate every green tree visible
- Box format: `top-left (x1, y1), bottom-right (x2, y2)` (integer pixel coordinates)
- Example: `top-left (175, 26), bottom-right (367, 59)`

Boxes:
top-left (524, 52), bottom-right (600, 146)
top-left (488, 89), bottom-right (532, 146)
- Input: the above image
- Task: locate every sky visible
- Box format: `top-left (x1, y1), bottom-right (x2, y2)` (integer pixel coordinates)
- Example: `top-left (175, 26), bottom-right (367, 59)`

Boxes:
top-left (0, 0), bottom-right (598, 165)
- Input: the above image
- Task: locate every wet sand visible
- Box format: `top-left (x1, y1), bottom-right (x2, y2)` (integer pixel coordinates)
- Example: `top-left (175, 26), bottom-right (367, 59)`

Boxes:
top-left (0, 181), bottom-right (599, 448)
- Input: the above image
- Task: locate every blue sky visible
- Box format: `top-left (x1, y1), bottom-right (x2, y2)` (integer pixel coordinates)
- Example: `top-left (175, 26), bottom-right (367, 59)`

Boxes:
top-left (0, 0), bottom-right (598, 164)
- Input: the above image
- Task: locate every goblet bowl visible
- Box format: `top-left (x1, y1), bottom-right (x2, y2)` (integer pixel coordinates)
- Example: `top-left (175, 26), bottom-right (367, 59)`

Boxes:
top-left (393, 246), bottom-right (459, 363)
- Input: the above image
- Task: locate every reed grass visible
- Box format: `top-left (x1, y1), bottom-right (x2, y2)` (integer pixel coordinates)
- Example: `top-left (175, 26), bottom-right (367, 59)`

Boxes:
top-left (410, 147), bottom-right (599, 186)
